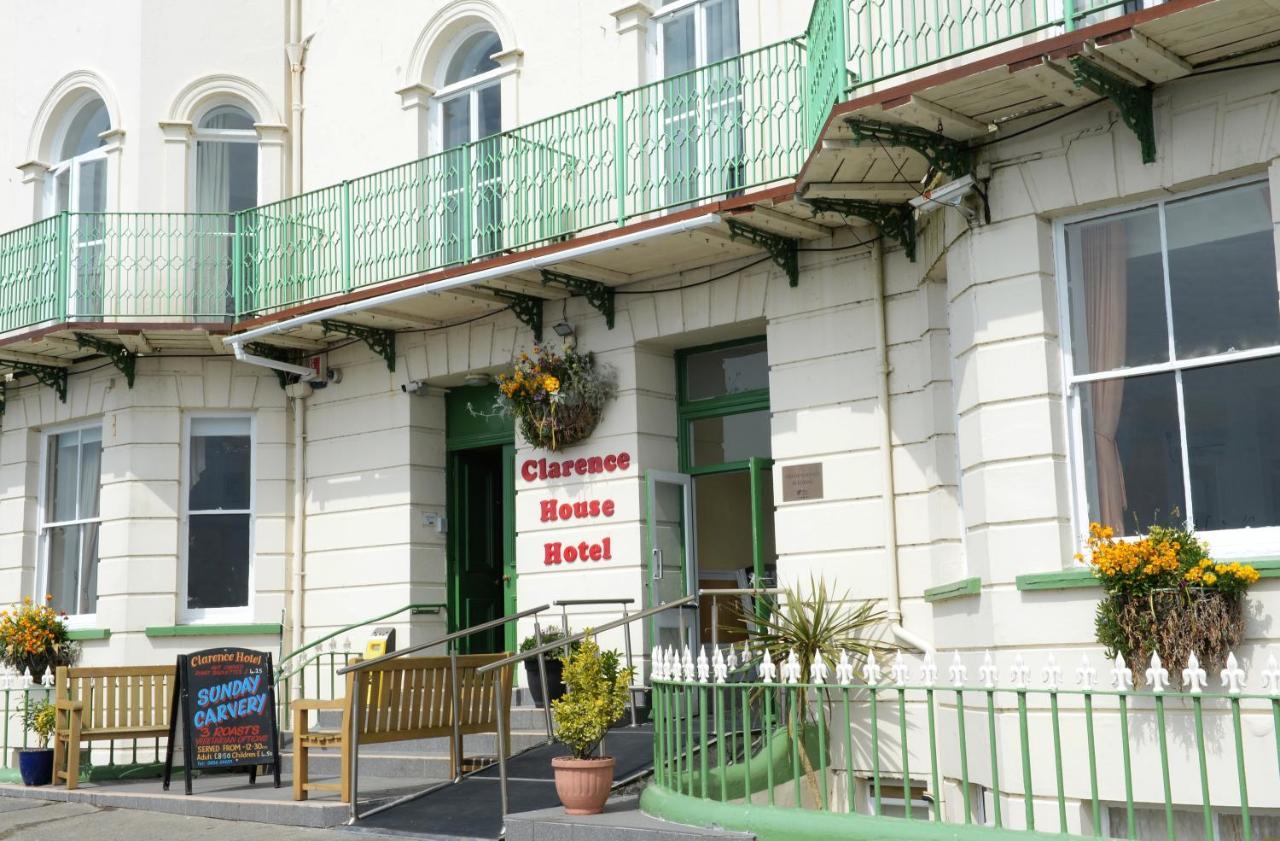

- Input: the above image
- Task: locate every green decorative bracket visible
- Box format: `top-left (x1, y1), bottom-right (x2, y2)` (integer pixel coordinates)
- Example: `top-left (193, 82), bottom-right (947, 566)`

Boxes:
top-left (804, 197), bottom-right (917, 262)
top-left (75, 333), bottom-right (137, 388)
top-left (493, 291), bottom-right (544, 343)
top-left (1070, 56), bottom-right (1156, 164)
top-left (725, 220), bottom-right (799, 287)
top-left (843, 117), bottom-right (972, 179)
top-left (321, 319), bottom-right (396, 372)
top-left (13, 361), bottom-right (68, 403)
top-left (540, 270), bottom-right (616, 329)
top-left (247, 342), bottom-right (306, 390)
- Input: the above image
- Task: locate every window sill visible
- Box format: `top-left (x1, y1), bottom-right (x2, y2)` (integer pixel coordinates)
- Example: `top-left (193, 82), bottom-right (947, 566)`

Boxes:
top-left (66, 628), bottom-right (111, 641)
top-left (923, 577), bottom-right (981, 603)
top-left (1015, 568), bottom-right (1099, 591)
top-left (144, 623), bottom-right (282, 638)
top-left (1016, 559), bottom-right (1280, 592)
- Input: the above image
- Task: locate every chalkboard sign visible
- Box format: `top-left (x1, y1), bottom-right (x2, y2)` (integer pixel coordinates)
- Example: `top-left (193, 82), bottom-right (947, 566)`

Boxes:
top-left (163, 647), bottom-right (281, 795)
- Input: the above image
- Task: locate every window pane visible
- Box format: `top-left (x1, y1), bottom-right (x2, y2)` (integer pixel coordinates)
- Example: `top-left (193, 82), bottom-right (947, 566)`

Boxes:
top-left (1066, 207), bottom-right (1166, 375)
top-left (187, 513), bottom-right (250, 609)
top-left (78, 432), bottom-right (101, 519)
top-left (684, 340), bottom-right (768, 400)
top-left (77, 157), bottom-right (107, 215)
top-left (79, 522), bottom-right (99, 616)
top-left (690, 409), bottom-right (770, 465)
top-left (478, 84), bottom-right (501, 139)
top-left (60, 98), bottom-right (109, 160)
top-left (442, 96), bottom-right (471, 150)
top-left (704, 0), bottom-right (740, 63)
top-left (46, 525), bottom-right (81, 615)
top-left (1166, 182), bottom-right (1278, 359)
top-left (444, 31), bottom-right (501, 84)
top-left (1080, 372), bottom-right (1184, 535)
top-left (199, 105), bottom-right (254, 131)
top-left (190, 419), bottom-right (250, 511)
top-left (662, 10), bottom-right (696, 76)
top-left (1183, 356), bottom-right (1280, 531)
top-left (48, 432), bottom-right (80, 522)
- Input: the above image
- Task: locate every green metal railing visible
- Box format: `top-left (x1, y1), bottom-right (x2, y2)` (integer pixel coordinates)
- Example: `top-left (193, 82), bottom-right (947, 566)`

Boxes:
top-left (649, 647), bottom-right (1280, 840)
top-left (240, 40), bottom-right (806, 317)
top-left (272, 602), bottom-right (446, 726)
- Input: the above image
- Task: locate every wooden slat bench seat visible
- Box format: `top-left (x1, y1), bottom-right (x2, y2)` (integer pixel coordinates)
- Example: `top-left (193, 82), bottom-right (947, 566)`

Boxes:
top-left (292, 653), bottom-right (513, 802)
top-left (52, 665), bottom-right (176, 789)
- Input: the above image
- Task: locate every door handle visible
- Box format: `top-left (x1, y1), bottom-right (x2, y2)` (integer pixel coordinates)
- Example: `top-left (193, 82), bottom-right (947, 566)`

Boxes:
top-left (652, 548), bottom-right (662, 580)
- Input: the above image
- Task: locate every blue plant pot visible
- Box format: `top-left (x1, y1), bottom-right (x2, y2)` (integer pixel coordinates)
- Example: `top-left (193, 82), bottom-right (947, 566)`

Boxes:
top-left (17, 748), bottom-right (53, 786)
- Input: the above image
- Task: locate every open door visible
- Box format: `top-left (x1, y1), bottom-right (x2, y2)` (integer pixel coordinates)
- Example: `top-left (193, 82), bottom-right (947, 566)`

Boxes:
top-left (645, 470), bottom-right (696, 652)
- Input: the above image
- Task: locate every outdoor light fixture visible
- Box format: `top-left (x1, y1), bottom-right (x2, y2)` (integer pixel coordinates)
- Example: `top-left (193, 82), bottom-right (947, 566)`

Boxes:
top-left (552, 320), bottom-right (575, 338)
top-left (464, 373), bottom-right (491, 387)
top-left (908, 174), bottom-right (981, 221)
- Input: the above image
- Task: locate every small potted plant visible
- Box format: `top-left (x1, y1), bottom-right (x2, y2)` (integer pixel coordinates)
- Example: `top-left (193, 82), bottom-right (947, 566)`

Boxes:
top-left (0, 596), bottom-right (77, 682)
top-left (16, 698), bottom-right (56, 786)
top-left (550, 634), bottom-right (632, 815)
top-left (520, 628), bottom-right (577, 708)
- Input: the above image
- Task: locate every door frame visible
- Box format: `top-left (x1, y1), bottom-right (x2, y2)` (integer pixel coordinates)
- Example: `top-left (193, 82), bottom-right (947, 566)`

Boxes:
top-left (445, 385), bottom-right (516, 652)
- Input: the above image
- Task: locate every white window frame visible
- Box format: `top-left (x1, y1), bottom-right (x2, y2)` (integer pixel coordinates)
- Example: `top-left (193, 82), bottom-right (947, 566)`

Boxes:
top-left (1054, 173), bottom-right (1280, 563)
top-left (650, 0), bottom-right (740, 77)
top-left (36, 420), bottom-right (103, 628)
top-left (187, 101), bottom-right (261, 215)
top-left (180, 412), bottom-right (256, 624)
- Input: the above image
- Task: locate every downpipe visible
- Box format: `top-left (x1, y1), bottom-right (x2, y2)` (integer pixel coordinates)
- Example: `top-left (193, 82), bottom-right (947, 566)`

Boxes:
top-left (290, 390), bottom-right (308, 693)
top-left (870, 238), bottom-right (935, 658)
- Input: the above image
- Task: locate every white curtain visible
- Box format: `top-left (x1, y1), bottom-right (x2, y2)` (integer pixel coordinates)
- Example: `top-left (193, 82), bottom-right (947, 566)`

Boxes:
top-left (1081, 220), bottom-right (1129, 531)
top-left (194, 140), bottom-right (231, 316)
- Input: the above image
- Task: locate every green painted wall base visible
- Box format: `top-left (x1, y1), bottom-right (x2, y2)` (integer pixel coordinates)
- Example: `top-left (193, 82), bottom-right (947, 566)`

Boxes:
top-left (639, 784), bottom-right (1077, 841)
top-left (0, 761), bottom-right (166, 785)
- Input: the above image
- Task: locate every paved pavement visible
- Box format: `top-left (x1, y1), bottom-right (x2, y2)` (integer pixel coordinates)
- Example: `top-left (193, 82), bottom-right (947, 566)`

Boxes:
top-left (0, 797), bottom-right (399, 840)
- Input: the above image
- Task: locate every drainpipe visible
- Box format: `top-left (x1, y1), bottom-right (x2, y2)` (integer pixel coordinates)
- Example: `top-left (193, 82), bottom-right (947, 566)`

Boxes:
top-left (289, 386), bottom-right (309, 686)
top-left (871, 238), bottom-right (935, 657)
top-left (286, 0), bottom-right (311, 196)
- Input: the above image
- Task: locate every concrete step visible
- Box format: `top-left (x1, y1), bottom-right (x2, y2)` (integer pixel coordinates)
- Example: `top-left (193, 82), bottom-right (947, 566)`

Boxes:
top-left (506, 796), bottom-right (754, 841)
top-left (280, 749), bottom-right (457, 779)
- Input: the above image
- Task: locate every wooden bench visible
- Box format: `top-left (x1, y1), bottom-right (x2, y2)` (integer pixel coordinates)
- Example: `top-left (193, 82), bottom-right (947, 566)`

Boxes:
top-left (52, 665), bottom-right (176, 790)
top-left (292, 653), bottom-right (513, 802)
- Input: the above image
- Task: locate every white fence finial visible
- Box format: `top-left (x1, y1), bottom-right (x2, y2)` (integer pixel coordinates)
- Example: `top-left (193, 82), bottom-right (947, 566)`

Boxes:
top-left (949, 652), bottom-right (968, 688)
top-left (651, 646), bottom-right (665, 681)
top-left (811, 654), bottom-right (829, 685)
top-left (1220, 652), bottom-right (1245, 695)
top-left (1076, 654), bottom-right (1097, 690)
top-left (696, 646), bottom-right (710, 683)
top-left (920, 654), bottom-right (938, 687)
top-left (726, 645), bottom-right (739, 673)
top-left (1182, 652), bottom-right (1207, 694)
top-left (759, 648), bottom-right (777, 683)
top-left (1010, 655), bottom-right (1030, 689)
top-left (1110, 654), bottom-right (1133, 691)
top-left (891, 651), bottom-right (909, 687)
top-left (782, 650), bottom-right (802, 684)
top-left (712, 646), bottom-right (728, 684)
top-left (979, 652), bottom-right (997, 689)
top-left (836, 650), bottom-right (855, 686)
top-left (1145, 651), bottom-right (1169, 694)
top-left (681, 647), bottom-right (695, 683)
top-left (1261, 653), bottom-right (1280, 698)
top-left (862, 654), bottom-right (882, 686)
top-left (1042, 654), bottom-right (1062, 691)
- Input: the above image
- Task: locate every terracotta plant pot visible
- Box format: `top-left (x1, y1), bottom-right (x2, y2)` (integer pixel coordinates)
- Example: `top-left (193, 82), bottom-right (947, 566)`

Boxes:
top-left (551, 755), bottom-right (615, 815)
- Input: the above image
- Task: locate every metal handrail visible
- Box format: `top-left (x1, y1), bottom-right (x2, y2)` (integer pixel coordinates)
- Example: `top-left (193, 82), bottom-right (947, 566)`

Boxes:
top-left (275, 601), bottom-right (445, 677)
top-left (478, 595), bottom-right (699, 833)
top-left (553, 597), bottom-right (640, 727)
top-left (339, 603), bottom-right (552, 824)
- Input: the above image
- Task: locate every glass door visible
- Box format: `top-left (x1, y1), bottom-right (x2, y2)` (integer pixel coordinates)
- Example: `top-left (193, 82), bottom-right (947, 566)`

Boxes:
top-left (646, 470), bottom-right (696, 652)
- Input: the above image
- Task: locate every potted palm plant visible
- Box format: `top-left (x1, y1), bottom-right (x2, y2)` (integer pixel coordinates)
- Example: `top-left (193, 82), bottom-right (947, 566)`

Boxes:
top-left (17, 698), bottom-right (55, 786)
top-left (550, 635), bottom-right (632, 815)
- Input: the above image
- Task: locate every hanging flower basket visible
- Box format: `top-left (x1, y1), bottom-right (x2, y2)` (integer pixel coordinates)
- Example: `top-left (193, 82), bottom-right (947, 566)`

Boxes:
top-left (0, 596), bottom-right (78, 682)
top-left (1081, 522), bottom-right (1257, 686)
top-left (492, 346), bottom-right (616, 452)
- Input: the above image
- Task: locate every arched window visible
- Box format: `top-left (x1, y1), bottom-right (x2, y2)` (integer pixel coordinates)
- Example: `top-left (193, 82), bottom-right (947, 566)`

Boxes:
top-left (439, 28), bottom-right (502, 150)
top-left (45, 95), bottom-right (112, 317)
top-left (437, 28), bottom-right (503, 260)
top-left (46, 95), bottom-right (110, 216)
top-left (193, 104), bottom-right (259, 214)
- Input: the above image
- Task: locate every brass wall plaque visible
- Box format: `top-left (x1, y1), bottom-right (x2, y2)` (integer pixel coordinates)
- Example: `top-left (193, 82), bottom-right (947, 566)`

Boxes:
top-left (781, 463), bottom-right (824, 502)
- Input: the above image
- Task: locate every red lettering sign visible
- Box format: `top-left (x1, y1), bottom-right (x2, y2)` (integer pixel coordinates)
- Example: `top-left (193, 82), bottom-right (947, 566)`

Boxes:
top-left (520, 452), bottom-right (632, 483)
top-left (542, 537), bottom-right (612, 566)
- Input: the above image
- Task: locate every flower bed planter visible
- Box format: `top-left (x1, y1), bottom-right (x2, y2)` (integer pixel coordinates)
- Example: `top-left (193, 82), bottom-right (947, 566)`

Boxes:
top-left (17, 748), bottom-right (52, 786)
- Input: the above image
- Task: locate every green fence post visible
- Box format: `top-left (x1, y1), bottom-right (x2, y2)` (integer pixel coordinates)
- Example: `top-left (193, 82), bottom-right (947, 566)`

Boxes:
top-left (615, 91), bottom-right (627, 228)
top-left (1064, 0), bottom-right (1078, 30)
top-left (56, 211), bottom-right (70, 322)
top-left (232, 211), bottom-right (244, 319)
top-left (341, 180), bottom-right (353, 292)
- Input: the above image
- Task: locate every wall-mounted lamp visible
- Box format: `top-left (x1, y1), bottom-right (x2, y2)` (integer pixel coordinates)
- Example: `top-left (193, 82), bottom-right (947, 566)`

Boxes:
top-left (552, 320), bottom-right (575, 339)
top-left (464, 373), bottom-right (492, 387)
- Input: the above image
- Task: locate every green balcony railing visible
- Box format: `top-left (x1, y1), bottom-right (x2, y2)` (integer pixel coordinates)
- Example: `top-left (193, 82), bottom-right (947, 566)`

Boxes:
top-left (646, 646), bottom-right (1280, 840)
top-left (808, 0), bottom-right (1167, 146)
top-left (240, 39), bottom-right (807, 317)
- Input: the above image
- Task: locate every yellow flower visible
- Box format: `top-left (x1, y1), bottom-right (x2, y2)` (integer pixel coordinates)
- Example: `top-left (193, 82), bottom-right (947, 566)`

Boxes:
top-left (543, 376), bottom-right (560, 394)
top-left (1203, 572), bottom-right (1217, 586)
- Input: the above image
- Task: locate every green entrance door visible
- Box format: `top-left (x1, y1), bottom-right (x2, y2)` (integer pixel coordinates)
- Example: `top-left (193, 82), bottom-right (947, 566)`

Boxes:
top-left (446, 385), bottom-right (515, 654)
